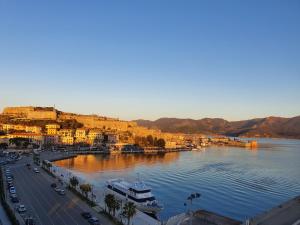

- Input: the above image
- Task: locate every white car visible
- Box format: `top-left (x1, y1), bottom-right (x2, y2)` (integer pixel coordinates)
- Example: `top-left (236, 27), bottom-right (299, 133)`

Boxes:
top-left (17, 204), bottom-right (26, 213)
top-left (9, 187), bottom-right (16, 194)
top-left (33, 168), bottom-right (39, 173)
top-left (54, 187), bottom-right (61, 192)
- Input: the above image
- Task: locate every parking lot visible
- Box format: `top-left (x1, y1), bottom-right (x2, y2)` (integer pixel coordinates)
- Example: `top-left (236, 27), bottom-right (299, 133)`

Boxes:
top-left (3, 156), bottom-right (112, 225)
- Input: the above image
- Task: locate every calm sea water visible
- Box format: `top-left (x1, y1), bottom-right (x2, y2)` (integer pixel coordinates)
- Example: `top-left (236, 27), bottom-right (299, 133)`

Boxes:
top-left (54, 138), bottom-right (300, 221)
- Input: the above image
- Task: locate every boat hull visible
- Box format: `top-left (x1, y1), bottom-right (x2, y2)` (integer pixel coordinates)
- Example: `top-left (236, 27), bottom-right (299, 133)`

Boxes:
top-left (105, 188), bottom-right (162, 213)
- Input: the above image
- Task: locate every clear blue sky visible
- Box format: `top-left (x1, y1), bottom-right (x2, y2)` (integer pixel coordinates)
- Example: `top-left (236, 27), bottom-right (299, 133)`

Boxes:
top-left (0, 0), bottom-right (299, 121)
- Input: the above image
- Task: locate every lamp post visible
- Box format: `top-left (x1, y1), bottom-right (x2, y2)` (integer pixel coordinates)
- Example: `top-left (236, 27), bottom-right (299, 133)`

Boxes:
top-left (184, 192), bottom-right (201, 225)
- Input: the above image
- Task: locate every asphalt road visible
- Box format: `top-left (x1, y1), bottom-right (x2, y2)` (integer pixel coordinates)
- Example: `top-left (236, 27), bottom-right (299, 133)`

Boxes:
top-left (6, 156), bottom-right (113, 225)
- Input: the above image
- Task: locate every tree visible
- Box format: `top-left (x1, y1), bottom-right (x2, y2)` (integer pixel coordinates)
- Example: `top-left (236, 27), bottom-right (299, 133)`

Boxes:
top-left (122, 202), bottom-right (136, 225)
top-left (70, 176), bottom-right (79, 189)
top-left (105, 194), bottom-right (115, 215)
top-left (0, 143), bottom-right (8, 150)
top-left (112, 199), bottom-right (120, 216)
top-left (146, 135), bottom-right (154, 146)
top-left (157, 138), bottom-right (166, 148)
top-left (79, 184), bottom-right (92, 198)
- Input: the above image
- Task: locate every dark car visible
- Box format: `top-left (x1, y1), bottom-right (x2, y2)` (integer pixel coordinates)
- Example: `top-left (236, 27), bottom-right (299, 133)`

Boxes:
top-left (81, 212), bottom-right (92, 219)
top-left (11, 197), bottom-right (19, 203)
top-left (88, 217), bottom-right (100, 225)
top-left (25, 217), bottom-right (34, 225)
top-left (7, 183), bottom-right (14, 189)
top-left (50, 183), bottom-right (57, 188)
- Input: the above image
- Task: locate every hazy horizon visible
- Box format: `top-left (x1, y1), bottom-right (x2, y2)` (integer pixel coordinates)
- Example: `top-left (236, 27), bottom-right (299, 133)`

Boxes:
top-left (1, 1), bottom-right (299, 121)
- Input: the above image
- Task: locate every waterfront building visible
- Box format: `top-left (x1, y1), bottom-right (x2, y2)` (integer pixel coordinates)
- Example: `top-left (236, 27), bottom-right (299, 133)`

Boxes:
top-left (105, 132), bottom-right (119, 144)
top-left (14, 124), bottom-right (26, 131)
top-left (46, 124), bottom-right (60, 135)
top-left (7, 133), bottom-right (44, 146)
top-left (43, 135), bottom-right (59, 146)
top-left (2, 124), bottom-right (13, 131)
top-left (58, 128), bottom-right (74, 137)
top-left (165, 141), bottom-right (177, 149)
top-left (25, 126), bottom-right (42, 134)
top-left (75, 128), bottom-right (88, 143)
top-left (88, 129), bottom-right (103, 145)
top-left (2, 124), bottom-right (26, 132)
top-left (60, 136), bottom-right (74, 145)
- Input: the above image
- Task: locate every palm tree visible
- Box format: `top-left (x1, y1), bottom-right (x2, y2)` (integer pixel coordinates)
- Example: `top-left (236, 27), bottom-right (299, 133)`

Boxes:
top-left (69, 176), bottom-right (79, 189)
top-left (122, 202), bottom-right (136, 225)
top-left (79, 184), bottom-right (92, 198)
top-left (104, 194), bottom-right (115, 215)
top-left (112, 199), bottom-right (120, 216)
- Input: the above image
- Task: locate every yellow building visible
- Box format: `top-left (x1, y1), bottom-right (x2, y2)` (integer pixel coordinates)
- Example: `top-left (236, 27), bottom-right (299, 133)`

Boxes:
top-left (8, 133), bottom-right (44, 146)
top-left (46, 124), bottom-right (60, 135)
top-left (2, 124), bottom-right (26, 131)
top-left (2, 124), bottom-right (14, 131)
top-left (75, 128), bottom-right (88, 143)
top-left (25, 126), bottom-right (42, 134)
top-left (58, 129), bottom-right (74, 137)
top-left (165, 141), bottom-right (177, 149)
top-left (88, 129), bottom-right (103, 145)
top-left (60, 136), bottom-right (74, 145)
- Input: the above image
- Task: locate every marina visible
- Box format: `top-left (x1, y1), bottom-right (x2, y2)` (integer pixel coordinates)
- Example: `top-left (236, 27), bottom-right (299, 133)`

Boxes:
top-left (54, 138), bottom-right (300, 222)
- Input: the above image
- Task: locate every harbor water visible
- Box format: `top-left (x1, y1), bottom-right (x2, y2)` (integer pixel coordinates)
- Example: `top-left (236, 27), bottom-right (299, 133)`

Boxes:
top-left (54, 138), bottom-right (300, 221)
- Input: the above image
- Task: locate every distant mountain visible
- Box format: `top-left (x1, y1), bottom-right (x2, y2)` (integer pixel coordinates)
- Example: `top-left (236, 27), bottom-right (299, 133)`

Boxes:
top-left (135, 116), bottom-right (300, 139)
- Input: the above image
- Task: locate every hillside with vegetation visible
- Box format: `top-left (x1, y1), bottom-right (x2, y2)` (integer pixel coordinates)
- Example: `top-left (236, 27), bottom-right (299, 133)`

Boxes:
top-left (135, 116), bottom-right (300, 139)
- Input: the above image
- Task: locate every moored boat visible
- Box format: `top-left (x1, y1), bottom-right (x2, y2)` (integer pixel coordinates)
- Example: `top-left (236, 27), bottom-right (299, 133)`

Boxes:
top-left (105, 177), bottom-right (163, 214)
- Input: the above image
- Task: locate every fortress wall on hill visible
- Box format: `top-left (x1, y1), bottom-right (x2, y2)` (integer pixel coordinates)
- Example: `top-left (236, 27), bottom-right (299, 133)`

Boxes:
top-left (3, 106), bottom-right (57, 120)
top-left (59, 113), bottom-right (137, 130)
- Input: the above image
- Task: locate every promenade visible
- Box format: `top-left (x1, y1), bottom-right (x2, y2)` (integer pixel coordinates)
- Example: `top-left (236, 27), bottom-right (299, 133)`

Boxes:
top-left (3, 153), bottom-right (113, 225)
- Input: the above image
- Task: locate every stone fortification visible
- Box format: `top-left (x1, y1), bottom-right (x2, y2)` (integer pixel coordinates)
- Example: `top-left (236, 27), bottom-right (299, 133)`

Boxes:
top-left (58, 112), bottom-right (137, 131)
top-left (2, 106), bottom-right (163, 138)
top-left (3, 106), bottom-right (57, 120)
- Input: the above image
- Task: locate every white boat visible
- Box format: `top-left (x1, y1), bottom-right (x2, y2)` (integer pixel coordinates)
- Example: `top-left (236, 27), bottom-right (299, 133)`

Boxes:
top-left (105, 178), bottom-right (163, 214)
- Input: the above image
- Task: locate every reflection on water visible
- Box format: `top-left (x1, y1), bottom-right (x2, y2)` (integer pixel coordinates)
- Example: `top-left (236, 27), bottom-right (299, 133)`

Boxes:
top-left (55, 152), bottom-right (180, 173)
top-left (54, 138), bottom-right (300, 221)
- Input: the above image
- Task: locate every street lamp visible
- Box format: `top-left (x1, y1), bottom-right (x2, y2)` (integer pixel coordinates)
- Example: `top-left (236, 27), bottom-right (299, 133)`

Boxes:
top-left (184, 192), bottom-right (201, 223)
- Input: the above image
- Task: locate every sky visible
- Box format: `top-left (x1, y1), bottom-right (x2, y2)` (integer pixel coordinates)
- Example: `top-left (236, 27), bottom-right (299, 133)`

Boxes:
top-left (0, 0), bottom-right (300, 121)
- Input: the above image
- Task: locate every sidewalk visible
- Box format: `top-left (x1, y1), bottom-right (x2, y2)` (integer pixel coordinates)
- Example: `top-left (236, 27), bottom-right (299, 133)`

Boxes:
top-left (0, 198), bottom-right (12, 225)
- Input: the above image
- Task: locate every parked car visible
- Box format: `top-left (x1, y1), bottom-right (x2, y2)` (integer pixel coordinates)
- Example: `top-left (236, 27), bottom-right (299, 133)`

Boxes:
top-left (25, 217), bottom-right (34, 225)
top-left (9, 187), bottom-right (16, 194)
top-left (10, 193), bottom-right (17, 198)
top-left (50, 183), bottom-right (57, 188)
top-left (17, 204), bottom-right (26, 213)
top-left (33, 168), bottom-right (39, 173)
top-left (54, 187), bottom-right (61, 192)
top-left (11, 196), bottom-right (19, 203)
top-left (6, 175), bottom-right (13, 180)
top-left (59, 190), bottom-right (65, 195)
top-left (81, 212), bottom-right (92, 219)
top-left (88, 217), bottom-right (100, 225)
top-left (7, 183), bottom-right (14, 189)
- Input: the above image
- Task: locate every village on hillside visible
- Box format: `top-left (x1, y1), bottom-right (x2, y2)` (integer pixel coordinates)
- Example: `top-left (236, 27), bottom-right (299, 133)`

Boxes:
top-left (0, 106), bottom-right (257, 153)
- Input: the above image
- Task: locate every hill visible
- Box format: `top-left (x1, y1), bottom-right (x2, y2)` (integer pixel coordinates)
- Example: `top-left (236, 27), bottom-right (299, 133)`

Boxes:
top-left (135, 116), bottom-right (300, 139)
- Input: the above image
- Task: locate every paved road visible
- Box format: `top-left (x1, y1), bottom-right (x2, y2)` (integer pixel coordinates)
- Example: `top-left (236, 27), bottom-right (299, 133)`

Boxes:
top-left (6, 155), bottom-right (113, 225)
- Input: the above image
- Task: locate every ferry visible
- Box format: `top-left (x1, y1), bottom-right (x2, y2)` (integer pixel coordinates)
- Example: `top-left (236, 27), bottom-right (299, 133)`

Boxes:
top-left (106, 178), bottom-right (163, 214)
